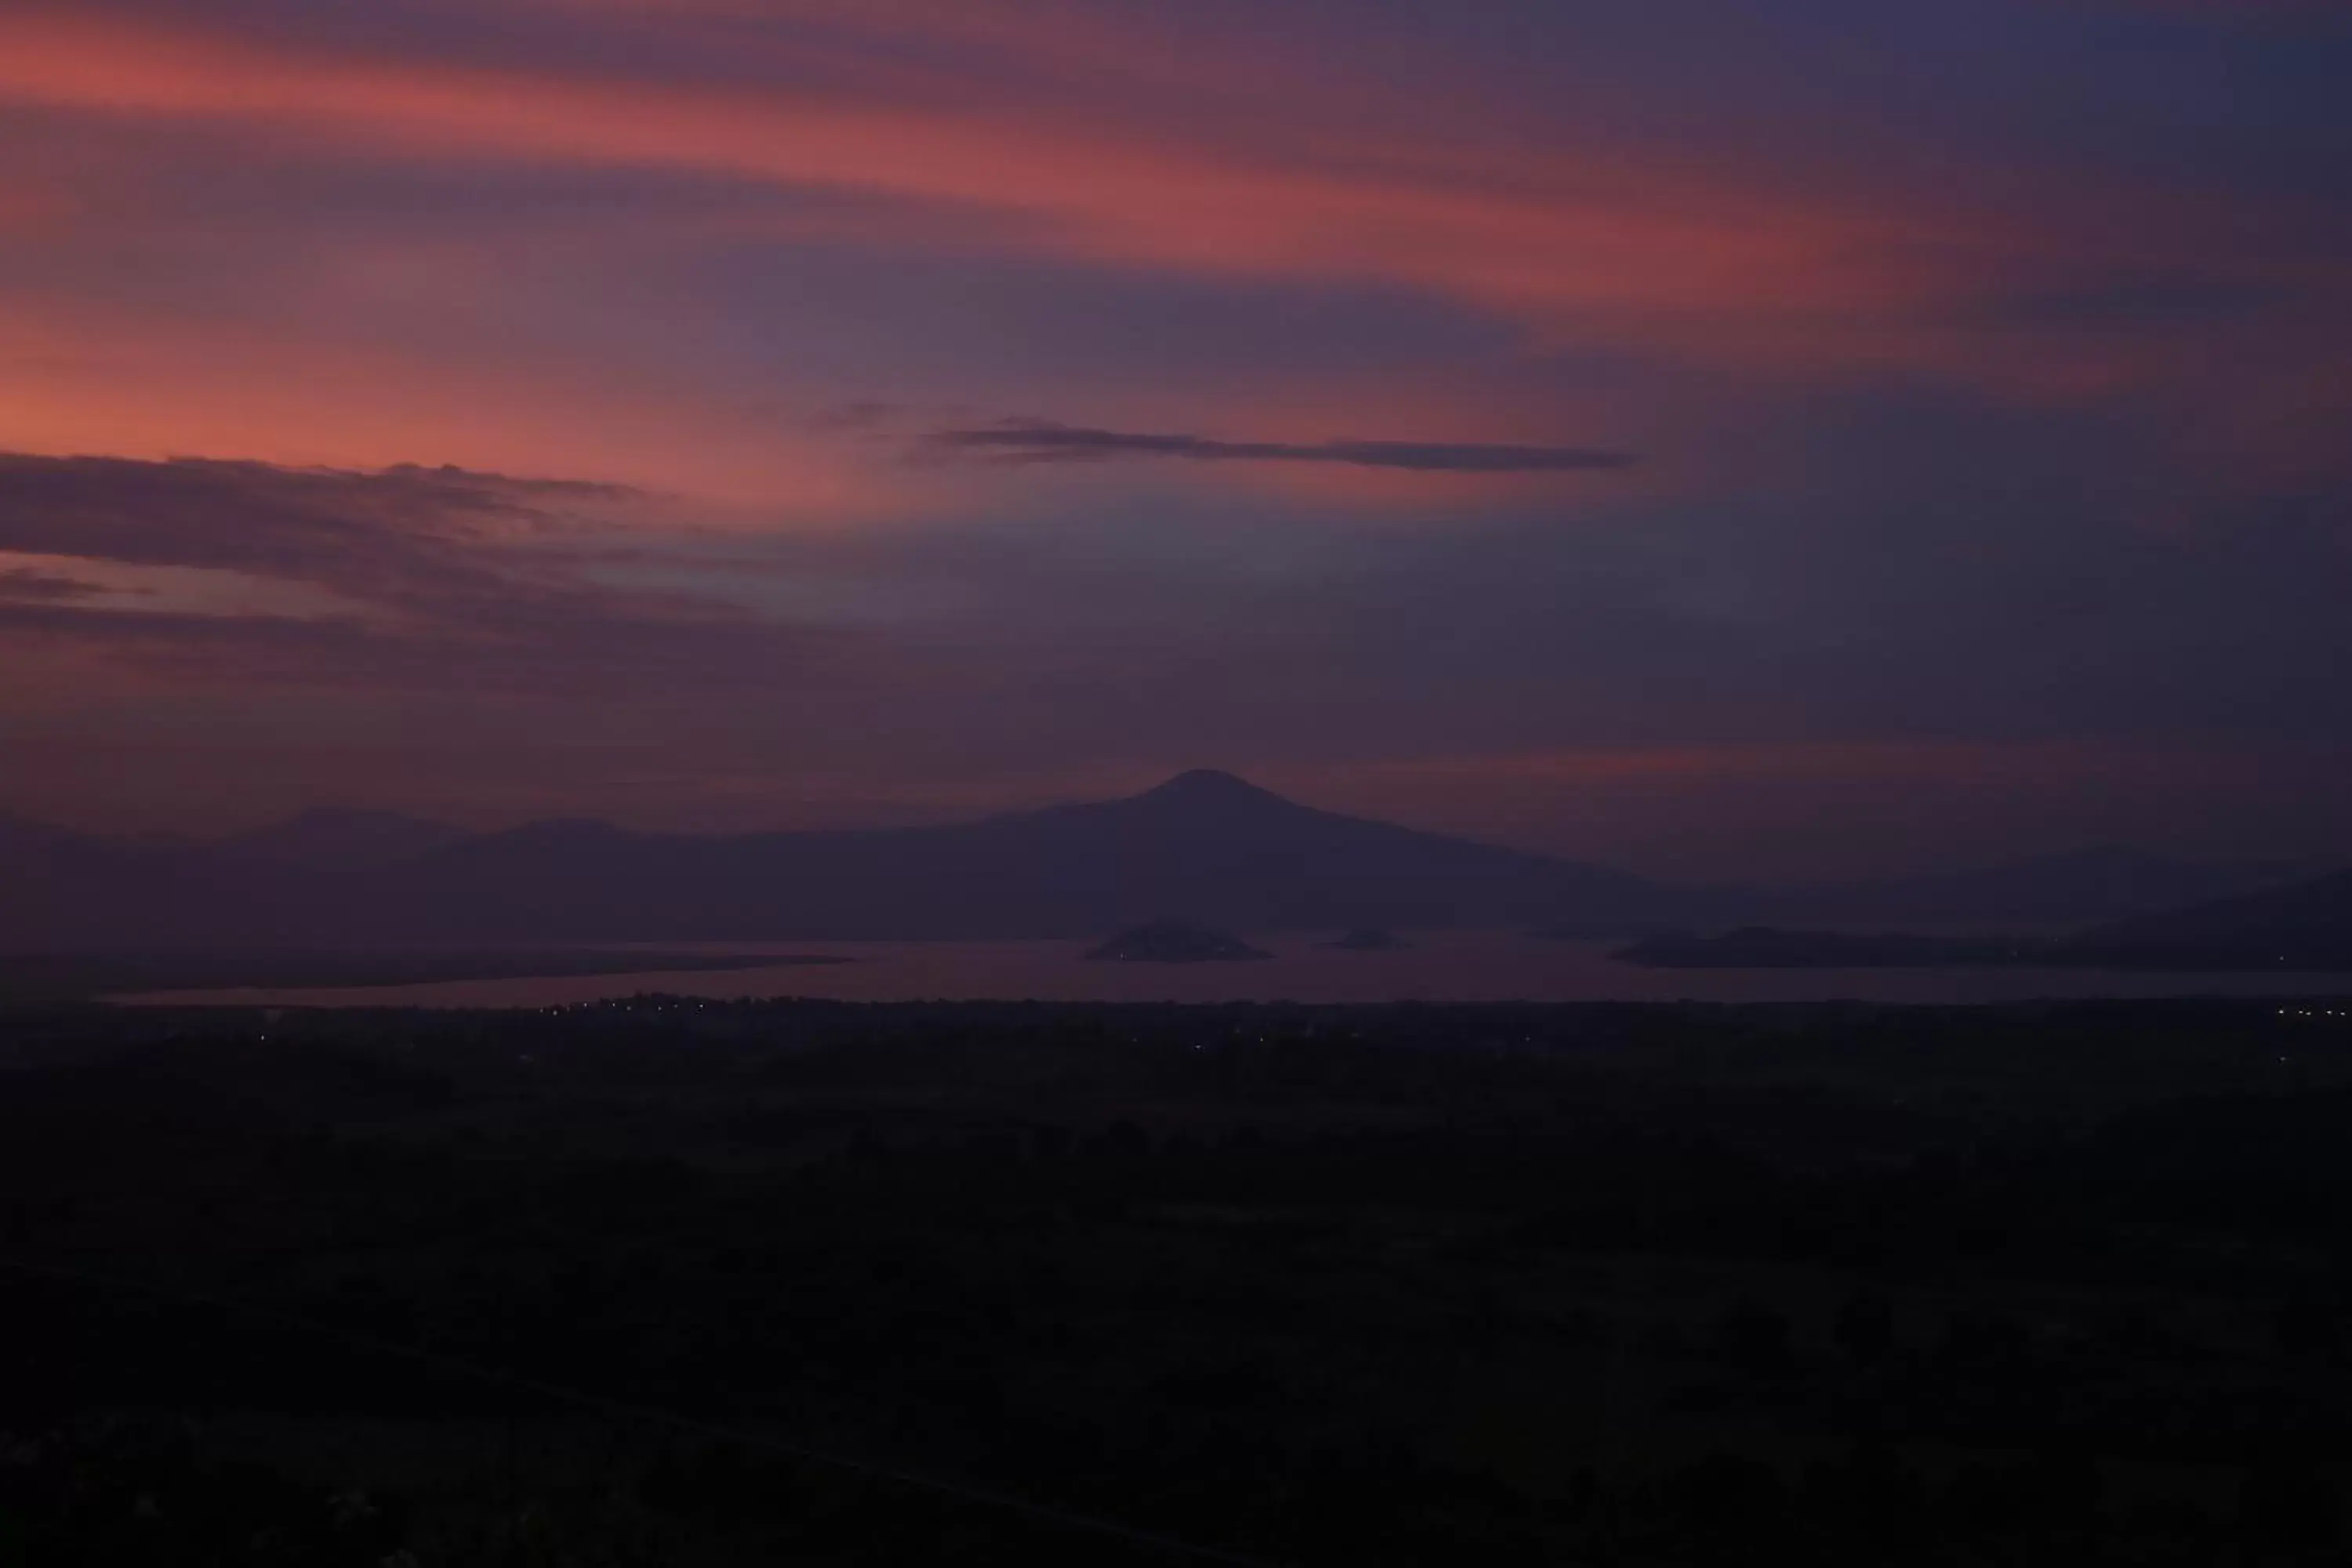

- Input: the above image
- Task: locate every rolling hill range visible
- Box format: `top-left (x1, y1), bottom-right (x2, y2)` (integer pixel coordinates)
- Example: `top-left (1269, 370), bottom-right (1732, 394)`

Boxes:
top-left (1747, 844), bottom-right (2310, 928)
top-left (1621, 866), bottom-right (2352, 971)
top-left (2074, 869), bottom-right (2352, 967)
top-left (0, 771), bottom-right (1666, 946)
top-left (0, 774), bottom-right (2326, 951)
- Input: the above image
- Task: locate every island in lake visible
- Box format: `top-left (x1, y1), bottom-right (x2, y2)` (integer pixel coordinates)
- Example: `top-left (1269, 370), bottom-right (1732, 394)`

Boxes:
top-left (1084, 921), bottom-right (1272, 963)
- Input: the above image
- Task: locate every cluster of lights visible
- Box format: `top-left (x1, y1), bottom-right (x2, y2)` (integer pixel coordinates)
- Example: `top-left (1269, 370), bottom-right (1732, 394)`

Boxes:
top-left (2277, 1007), bottom-right (2348, 1019)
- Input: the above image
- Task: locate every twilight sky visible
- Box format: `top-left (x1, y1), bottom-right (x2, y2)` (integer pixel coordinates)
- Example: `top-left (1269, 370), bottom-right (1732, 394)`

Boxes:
top-left (2, 0), bottom-right (2349, 877)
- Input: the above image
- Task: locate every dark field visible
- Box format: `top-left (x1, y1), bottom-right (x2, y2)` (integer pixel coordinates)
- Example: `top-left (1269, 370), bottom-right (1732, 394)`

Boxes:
top-left (5, 996), bottom-right (2352, 1564)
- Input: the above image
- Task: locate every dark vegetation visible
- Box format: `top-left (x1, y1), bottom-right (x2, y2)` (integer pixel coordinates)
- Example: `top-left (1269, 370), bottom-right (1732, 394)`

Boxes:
top-left (6, 996), bottom-right (2352, 1563)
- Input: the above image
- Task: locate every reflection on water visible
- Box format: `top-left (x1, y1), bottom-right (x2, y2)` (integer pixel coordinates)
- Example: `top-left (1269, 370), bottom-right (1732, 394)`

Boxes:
top-left (126, 933), bottom-right (2352, 1009)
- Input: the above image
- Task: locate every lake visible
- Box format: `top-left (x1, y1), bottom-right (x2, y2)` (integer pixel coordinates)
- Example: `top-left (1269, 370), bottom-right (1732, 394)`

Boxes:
top-left (123, 933), bottom-right (2352, 1009)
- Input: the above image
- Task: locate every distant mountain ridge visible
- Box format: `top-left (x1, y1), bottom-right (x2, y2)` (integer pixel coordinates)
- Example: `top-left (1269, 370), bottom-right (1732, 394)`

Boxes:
top-left (0, 771), bottom-right (1664, 947)
top-left (1622, 866), bottom-right (2352, 971)
top-left (2078, 869), bottom-right (2352, 967)
top-left (0, 776), bottom-right (2325, 951)
top-left (1744, 844), bottom-right (2310, 927)
top-left (216, 808), bottom-right (467, 869)
top-left (362, 770), bottom-right (1667, 943)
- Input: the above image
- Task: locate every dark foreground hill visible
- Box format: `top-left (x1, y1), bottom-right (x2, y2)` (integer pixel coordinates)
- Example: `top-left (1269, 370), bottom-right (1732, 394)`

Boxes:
top-left (9, 997), bottom-right (2352, 1563)
top-left (0, 771), bottom-right (1665, 946)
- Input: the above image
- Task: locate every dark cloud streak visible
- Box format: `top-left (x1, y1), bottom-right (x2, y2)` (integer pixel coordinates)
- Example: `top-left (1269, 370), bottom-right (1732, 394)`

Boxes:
top-left (933, 420), bottom-right (1638, 474)
top-left (0, 568), bottom-right (118, 603)
top-left (0, 451), bottom-right (658, 618)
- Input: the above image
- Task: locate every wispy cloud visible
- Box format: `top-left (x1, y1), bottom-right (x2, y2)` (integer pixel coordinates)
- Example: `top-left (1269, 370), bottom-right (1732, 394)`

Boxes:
top-left (0, 8), bottom-right (2143, 350)
top-left (931, 420), bottom-right (1637, 474)
top-left (0, 566), bottom-right (115, 603)
top-left (0, 2), bottom-right (2347, 864)
top-left (0, 452), bottom-right (637, 601)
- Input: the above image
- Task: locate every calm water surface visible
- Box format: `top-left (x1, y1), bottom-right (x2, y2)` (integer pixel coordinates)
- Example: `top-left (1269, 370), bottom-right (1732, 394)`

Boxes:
top-left (129, 934), bottom-right (2352, 1009)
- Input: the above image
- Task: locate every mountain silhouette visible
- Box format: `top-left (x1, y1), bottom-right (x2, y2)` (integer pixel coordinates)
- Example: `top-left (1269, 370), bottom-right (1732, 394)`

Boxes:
top-left (2074, 869), bottom-right (2352, 966)
top-left (0, 811), bottom-right (85, 853)
top-left (0, 774), bottom-right (1667, 947)
top-left (361, 770), bottom-right (1665, 942)
top-left (1624, 866), bottom-right (2352, 971)
top-left (0, 779), bottom-right (2325, 950)
top-left (217, 808), bottom-right (466, 869)
top-left (1751, 844), bottom-right (2308, 927)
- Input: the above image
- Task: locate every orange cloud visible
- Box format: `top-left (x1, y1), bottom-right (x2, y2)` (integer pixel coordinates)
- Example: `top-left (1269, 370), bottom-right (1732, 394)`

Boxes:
top-left (0, 292), bottom-right (914, 514)
top-left (0, 10), bottom-right (2078, 348)
top-left (0, 4), bottom-right (2338, 511)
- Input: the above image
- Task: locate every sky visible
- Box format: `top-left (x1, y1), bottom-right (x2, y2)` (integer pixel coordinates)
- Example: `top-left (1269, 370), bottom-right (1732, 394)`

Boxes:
top-left (2, 0), bottom-right (2349, 878)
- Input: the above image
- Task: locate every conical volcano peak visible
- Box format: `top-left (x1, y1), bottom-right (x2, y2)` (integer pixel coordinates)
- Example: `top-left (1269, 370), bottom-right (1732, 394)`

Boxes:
top-left (1134, 769), bottom-right (1288, 807)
